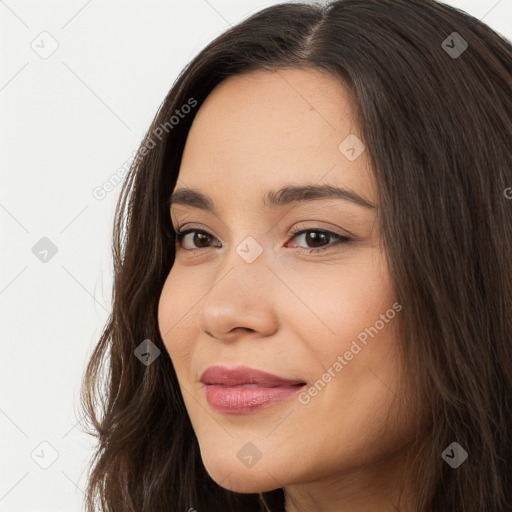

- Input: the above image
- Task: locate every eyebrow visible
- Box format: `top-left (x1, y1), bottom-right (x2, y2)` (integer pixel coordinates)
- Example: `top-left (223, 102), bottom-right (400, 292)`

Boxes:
top-left (168, 184), bottom-right (376, 213)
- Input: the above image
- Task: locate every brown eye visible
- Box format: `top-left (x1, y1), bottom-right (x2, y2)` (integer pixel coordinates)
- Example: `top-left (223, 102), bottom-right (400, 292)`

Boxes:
top-left (286, 228), bottom-right (351, 253)
top-left (175, 229), bottom-right (220, 251)
top-left (304, 231), bottom-right (329, 248)
top-left (174, 226), bottom-right (350, 254)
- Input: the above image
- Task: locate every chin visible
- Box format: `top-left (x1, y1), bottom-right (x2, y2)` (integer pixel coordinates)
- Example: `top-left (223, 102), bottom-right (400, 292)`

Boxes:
top-left (200, 450), bottom-right (286, 494)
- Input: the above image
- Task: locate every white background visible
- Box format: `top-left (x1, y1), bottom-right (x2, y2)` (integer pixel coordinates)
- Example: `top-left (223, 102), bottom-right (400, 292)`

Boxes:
top-left (1, 1), bottom-right (511, 510)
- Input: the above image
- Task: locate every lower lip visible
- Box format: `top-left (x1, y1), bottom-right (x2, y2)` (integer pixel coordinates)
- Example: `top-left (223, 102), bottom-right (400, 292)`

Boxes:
top-left (204, 384), bottom-right (305, 414)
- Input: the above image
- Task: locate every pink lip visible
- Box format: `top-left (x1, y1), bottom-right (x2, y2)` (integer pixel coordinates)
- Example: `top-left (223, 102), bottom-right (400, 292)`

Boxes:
top-left (200, 365), bottom-right (307, 414)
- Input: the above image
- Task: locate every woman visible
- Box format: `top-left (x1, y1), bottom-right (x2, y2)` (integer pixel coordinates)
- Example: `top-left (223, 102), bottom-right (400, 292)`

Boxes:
top-left (80, 1), bottom-right (512, 511)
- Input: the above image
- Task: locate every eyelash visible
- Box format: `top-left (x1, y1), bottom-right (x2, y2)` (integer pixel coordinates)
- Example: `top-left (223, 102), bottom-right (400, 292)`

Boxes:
top-left (173, 225), bottom-right (351, 254)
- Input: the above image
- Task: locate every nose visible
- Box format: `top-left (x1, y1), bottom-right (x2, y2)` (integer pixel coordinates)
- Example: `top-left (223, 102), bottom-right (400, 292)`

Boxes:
top-left (197, 258), bottom-right (279, 343)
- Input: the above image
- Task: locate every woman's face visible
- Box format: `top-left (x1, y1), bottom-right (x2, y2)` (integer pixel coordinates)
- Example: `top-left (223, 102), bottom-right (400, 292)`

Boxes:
top-left (158, 68), bottom-right (417, 505)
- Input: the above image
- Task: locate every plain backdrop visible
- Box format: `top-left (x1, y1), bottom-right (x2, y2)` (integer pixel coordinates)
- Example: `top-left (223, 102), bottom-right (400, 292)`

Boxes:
top-left (1, 1), bottom-right (511, 510)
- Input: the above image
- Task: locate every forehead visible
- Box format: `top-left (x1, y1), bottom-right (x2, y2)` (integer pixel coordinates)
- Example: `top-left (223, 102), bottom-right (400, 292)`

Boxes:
top-left (175, 68), bottom-right (376, 209)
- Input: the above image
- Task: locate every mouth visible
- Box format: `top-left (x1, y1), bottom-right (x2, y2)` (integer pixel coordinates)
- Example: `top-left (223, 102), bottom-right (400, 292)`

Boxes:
top-left (200, 365), bottom-right (307, 414)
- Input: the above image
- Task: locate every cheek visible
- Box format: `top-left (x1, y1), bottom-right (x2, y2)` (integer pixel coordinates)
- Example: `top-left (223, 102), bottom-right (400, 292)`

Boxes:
top-left (157, 270), bottom-right (197, 375)
top-left (280, 254), bottom-right (406, 455)
top-left (284, 250), bottom-right (397, 366)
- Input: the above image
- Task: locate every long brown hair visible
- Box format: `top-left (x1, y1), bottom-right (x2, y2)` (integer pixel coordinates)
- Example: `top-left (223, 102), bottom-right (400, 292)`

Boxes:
top-left (79, 1), bottom-right (512, 510)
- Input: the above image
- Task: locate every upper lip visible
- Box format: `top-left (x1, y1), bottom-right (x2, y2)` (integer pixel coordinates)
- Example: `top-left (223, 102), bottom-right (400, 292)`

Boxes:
top-left (200, 365), bottom-right (306, 387)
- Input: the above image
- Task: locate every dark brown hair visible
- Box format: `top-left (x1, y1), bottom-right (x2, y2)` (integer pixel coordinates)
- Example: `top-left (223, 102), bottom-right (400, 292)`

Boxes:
top-left (79, 1), bottom-right (512, 510)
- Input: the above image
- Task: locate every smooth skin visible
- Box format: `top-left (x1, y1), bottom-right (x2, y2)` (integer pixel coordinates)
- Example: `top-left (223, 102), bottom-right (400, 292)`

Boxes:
top-left (158, 68), bottom-right (422, 512)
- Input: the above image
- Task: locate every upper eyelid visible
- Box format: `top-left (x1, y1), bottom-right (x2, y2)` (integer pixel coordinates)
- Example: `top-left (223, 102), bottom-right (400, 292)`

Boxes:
top-left (175, 224), bottom-right (345, 234)
top-left (170, 207), bottom-right (365, 231)
top-left (172, 223), bottom-right (347, 237)
top-left (172, 216), bottom-right (351, 232)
